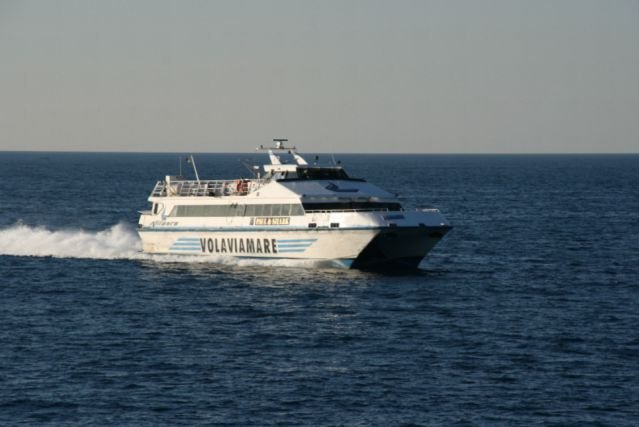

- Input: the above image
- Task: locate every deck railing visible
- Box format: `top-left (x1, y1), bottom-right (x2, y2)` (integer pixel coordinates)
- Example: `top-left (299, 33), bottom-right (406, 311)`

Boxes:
top-left (150, 179), bottom-right (266, 197)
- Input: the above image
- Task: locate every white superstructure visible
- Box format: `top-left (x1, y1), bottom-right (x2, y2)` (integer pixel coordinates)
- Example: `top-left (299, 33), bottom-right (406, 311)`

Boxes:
top-left (138, 140), bottom-right (451, 269)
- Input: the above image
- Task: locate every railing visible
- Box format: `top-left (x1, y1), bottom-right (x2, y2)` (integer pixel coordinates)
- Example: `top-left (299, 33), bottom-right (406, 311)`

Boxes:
top-left (150, 179), bottom-right (266, 198)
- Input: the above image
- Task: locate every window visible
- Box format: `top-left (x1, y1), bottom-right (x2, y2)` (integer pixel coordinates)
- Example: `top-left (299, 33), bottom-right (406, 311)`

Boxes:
top-left (296, 167), bottom-right (350, 180)
top-left (290, 204), bottom-right (304, 216)
top-left (170, 204), bottom-right (306, 217)
top-left (174, 205), bottom-right (231, 217)
top-left (245, 205), bottom-right (257, 217)
top-left (232, 205), bottom-right (245, 217)
top-left (276, 167), bottom-right (365, 182)
top-left (302, 202), bottom-right (401, 212)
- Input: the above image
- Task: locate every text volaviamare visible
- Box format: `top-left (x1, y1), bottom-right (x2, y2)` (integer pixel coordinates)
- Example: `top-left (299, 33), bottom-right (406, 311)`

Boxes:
top-left (201, 237), bottom-right (278, 254)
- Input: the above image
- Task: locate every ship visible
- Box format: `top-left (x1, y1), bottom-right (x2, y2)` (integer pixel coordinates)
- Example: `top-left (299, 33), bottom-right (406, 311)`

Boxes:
top-left (138, 139), bottom-right (451, 269)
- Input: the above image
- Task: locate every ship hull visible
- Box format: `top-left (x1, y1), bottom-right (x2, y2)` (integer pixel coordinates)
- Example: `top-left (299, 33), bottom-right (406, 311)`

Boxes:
top-left (138, 228), bottom-right (377, 267)
top-left (351, 225), bottom-right (451, 270)
top-left (138, 225), bottom-right (450, 270)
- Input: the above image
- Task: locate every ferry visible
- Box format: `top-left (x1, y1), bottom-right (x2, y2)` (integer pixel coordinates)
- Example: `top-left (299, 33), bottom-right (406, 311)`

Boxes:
top-left (138, 140), bottom-right (451, 269)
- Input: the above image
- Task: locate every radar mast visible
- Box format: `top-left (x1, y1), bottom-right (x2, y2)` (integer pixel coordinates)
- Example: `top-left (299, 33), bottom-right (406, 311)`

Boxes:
top-left (256, 138), bottom-right (308, 166)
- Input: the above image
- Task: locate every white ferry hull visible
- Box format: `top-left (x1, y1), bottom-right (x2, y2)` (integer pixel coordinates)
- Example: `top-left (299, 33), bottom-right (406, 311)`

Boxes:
top-left (138, 224), bottom-right (450, 270)
top-left (138, 228), bottom-right (379, 268)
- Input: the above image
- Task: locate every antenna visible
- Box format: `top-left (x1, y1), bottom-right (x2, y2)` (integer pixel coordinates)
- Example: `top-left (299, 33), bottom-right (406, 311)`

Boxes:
top-left (255, 138), bottom-right (297, 152)
top-left (187, 155), bottom-right (200, 183)
top-left (255, 138), bottom-right (308, 166)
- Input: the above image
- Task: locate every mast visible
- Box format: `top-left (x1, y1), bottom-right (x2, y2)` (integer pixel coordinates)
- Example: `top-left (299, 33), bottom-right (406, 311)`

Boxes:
top-left (256, 138), bottom-right (308, 165)
top-left (187, 155), bottom-right (200, 183)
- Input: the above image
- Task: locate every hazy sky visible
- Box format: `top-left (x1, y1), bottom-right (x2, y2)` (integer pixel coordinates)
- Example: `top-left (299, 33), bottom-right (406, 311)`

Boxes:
top-left (1, 0), bottom-right (638, 153)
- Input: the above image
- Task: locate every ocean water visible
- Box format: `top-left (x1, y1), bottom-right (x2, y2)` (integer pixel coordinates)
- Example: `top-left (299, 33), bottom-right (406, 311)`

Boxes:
top-left (1, 152), bottom-right (638, 426)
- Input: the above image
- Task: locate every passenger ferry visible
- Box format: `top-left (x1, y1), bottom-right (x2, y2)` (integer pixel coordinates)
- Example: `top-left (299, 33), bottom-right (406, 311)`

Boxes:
top-left (138, 140), bottom-right (451, 269)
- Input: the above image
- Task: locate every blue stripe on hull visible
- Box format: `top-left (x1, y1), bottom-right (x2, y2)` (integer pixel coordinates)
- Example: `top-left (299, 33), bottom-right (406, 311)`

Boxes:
top-left (335, 259), bottom-right (354, 268)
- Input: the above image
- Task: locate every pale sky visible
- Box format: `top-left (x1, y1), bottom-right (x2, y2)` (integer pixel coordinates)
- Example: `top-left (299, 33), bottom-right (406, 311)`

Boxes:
top-left (1, 0), bottom-right (638, 153)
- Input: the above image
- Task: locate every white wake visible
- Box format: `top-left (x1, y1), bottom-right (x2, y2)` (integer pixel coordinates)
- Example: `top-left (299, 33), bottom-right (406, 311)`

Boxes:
top-left (0, 222), bottom-right (144, 260)
top-left (0, 222), bottom-right (335, 269)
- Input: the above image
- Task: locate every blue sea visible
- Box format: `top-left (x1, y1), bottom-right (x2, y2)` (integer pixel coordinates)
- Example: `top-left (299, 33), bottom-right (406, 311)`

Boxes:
top-left (1, 152), bottom-right (638, 426)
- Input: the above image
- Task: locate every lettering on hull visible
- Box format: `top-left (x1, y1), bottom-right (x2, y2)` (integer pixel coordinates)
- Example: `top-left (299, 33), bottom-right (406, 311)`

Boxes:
top-left (254, 217), bottom-right (290, 225)
top-left (199, 237), bottom-right (278, 254)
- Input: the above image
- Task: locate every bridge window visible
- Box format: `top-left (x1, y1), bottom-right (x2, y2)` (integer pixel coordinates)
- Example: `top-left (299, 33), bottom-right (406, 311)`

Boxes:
top-left (297, 167), bottom-right (350, 180)
top-left (276, 167), bottom-right (364, 181)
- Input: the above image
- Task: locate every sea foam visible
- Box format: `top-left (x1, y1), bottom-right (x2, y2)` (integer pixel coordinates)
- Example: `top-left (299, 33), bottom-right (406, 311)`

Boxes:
top-left (0, 222), bottom-right (143, 260)
top-left (0, 222), bottom-right (331, 268)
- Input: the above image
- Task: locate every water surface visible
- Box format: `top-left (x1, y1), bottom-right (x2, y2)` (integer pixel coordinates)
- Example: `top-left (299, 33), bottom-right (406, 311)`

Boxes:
top-left (1, 153), bottom-right (638, 425)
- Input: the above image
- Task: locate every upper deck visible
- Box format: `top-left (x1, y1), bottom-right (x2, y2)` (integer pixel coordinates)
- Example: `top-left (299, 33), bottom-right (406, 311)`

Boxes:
top-left (149, 141), bottom-right (366, 199)
top-left (151, 178), bottom-right (266, 198)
